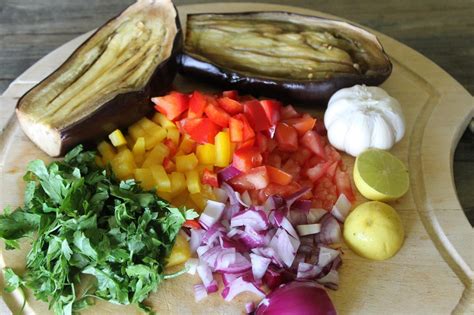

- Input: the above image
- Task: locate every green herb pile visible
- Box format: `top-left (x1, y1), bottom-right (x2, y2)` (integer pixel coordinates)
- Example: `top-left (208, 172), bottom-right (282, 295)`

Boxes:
top-left (0, 146), bottom-right (197, 314)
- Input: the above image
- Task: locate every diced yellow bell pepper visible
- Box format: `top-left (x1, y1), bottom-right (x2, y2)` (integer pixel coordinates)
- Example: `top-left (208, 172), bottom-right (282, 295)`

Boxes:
top-left (134, 168), bottom-right (155, 191)
top-left (108, 129), bottom-right (127, 147)
top-left (185, 170), bottom-right (201, 194)
top-left (143, 132), bottom-right (166, 151)
top-left (177, 134), bottom-right (195, 155)
top-left (137, 117), bottom-right (162, 134)
top-left (117, 146), bottom-right (128, 153)
top-left (166, 127), bottom-right (180, 146)
top-left (97, 141), bottom-right (116, 164)
top-left (169, 172), bottom-right (187, 197)
top-left (142, 143), bottom-right (169, 167)
top-left (157, 191), bottom-right (173, 202)
top-left (150, 165), bottom-right (171, 192)
top-left (132, 137), bottom-right (146, 165)
top-left (196, 164), bottom-right (214, 175)
top-left (196, 143), bottom-right (216, 165)
top-left (95, 156), bottom-right (105, 168)
top-left (128, 124), bottom-right (147, 141)
top-left (214, 131), bottom-right (231, 167)
top-left (110, 149), bottom-right (136, 180)
top-left (171, 192), bottom-right (189, 208)
top-left (176, 153), bottom-right (199, 172)
top-left (201, 184), bottom-right (217, 201)
top-left (152, 112), bottom-right (176, 129)
top-left (183, 196), bottom-right (198, 210)
top-left (166, 232), bottom-right (191, 267)
top-left (189, 193), bottom-right (206, 212)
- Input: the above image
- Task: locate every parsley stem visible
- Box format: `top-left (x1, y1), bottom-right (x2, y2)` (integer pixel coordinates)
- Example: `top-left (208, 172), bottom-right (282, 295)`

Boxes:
top-left (163, 266), bottom-right (189, 280)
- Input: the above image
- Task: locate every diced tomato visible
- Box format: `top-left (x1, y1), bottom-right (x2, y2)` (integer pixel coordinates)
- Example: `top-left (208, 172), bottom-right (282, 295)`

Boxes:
top-left (234, 113), bottom-right (255, 141)
top-left (204, 103), bottom-right (231, 128)
top-left (280, 105), bottom-right (299, 119)
top-left (293, 147), bottom-right (312, 165)
top-left (306, 161), bottom-right (331, 182)
top-left (232, 147), bottom-right (263, 172)
top-left (183, 219), bottom-right (202, 229)
top-left (256, 132), bottom-right (269, 152)
top-left (304, 155), bottom-right (324, 169)
top-left (326, 161), bottom-right (339, 179)
top-left (248, 189), bottom-right (267, 205)
top-left (243, 100), bottom-right (271, 132)
top-left (229, 117), bottom-right (244, 142)
top-left (314, 119), bottom-right (327, 136)
top-left (260, 100), bottom-right (282, 125)
top-left (229, 166), bottom-right (269, 190)
top-left (266, 153), bottom-right (282, 169)
top-left (222, 90), bottom-right (239, 100)
top-left (163, 138), bottom-right (177, 156)
top-left (267, 138), bottom-right (277, 152)
top-left (275, 122), bottom-right (298, 152)
top-left (282, 158), bottom-right (301, 180)
top-left (266, 166), bottom-right (293, 185)
top-left (188, 90), bottom-right (207, 118)
top-left (152, 91), bottom-right (189, 121)
top-left (313, 176), bottom-right (338, 210)
top-left (283, 115), bottom-right (316, 136)
top-left (163, 157), bottom-right (175, 173)
top-left (217, 97), bottom-right (243, 115)
top-left (263, 182), bottom-right (301, 199)
top-left (202, 169), bottom-right (219, 188)
top-left (335, 168), bottom-right (355, 201)
top-left (184, 118), bottom-right (220, 144)
top-left (237, 137), bottom-right (255, 149)
top-left (325, 145), bottom-right (342, 162)
top-left (301, 130), bottom-right (326, 159)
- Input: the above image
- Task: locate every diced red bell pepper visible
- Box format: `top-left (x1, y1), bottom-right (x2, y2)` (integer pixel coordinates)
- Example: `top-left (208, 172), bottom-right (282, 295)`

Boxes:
top-left (184, 118), bottom-right (220, 144)
top-left (163, 138), bottom-right (177, 156)
top-left (217, 97), bottom-right (243, 115)
top-left (283, 115), bottom-right (316, 136)
top-left (243, 100), bottom-right (271, 132)
top-left (234, 113), bottom-right (255, 141)
top-left (301, 130), bottom-right (326, 159)
top-left (229, 117), bottom-right (244, 142)
top-left (335, 168), bottom-right (355, 201)
top-left (204, 103), bottom-right (231, 128)
top-left (188, 90), bottom-right (207, 118)
top-left (306, 161), bottom-right (332, 182)
top-left (280, 105), bottom-right (299, 119)
top-left (152, 91), bottom-right (189, 121)
top-left (183, 219), bottom-right (202, 229)
top-left (260, 99), bottom-right (282, 125)
top-left (163, 157), bottom-right (175, 173)
top-left (229, 166), bottom-right (269, 190)
top-left (266, 166), bottom-right (293, 185)
top-left (237, 137), bottom-right (255, 150)
top-left (232, 147), bottom-right (263, 172)
top-left (275, 122), bottom-right (298, 152)
top-left (202, 169), bottom-right (219, 188)
top-left (256, 132), bottom-right (269, 153)
top-left (222, 90), bottom-right (239, 100)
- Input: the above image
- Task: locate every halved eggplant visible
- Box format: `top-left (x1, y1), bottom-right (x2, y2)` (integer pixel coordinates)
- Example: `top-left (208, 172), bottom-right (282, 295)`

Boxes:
top-left (179, 12), bottom-right (392, 105)
top-left (16, 0), bottom-right (182, 157)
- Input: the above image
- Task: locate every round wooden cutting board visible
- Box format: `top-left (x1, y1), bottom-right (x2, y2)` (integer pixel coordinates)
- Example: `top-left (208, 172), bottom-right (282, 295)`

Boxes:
top-left (1, 3), bottom-right (473, 315)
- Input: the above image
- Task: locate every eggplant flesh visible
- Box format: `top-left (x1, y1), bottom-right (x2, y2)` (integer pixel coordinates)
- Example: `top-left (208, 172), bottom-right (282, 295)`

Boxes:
top-left (180, 12), bottom-right (392, 104)
top-left (16, 0), bottom-right (181, 157)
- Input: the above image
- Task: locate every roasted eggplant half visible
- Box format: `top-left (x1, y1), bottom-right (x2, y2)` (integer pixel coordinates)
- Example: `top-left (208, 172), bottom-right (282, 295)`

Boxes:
top-left (16, 0), bottom-right (182, 157)
top-left (179, 12), bottom-right (392, 105)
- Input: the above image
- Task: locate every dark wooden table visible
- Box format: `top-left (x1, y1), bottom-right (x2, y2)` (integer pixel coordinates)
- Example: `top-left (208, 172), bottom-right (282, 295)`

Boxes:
top-left (1, 0), bottom-right (473, 224)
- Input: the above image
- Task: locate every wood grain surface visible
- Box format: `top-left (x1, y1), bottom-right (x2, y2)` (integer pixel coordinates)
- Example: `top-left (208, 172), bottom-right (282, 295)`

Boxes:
top-left (1, 0), bottom-right (473, 225)
top-left (0, 3), bottom-right (473, 314)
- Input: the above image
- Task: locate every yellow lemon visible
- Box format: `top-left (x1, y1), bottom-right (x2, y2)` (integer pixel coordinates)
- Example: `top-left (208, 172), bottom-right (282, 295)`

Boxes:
top-left (354, 149), bottom-right (409, 201)
top-left (343, 201), bottom-right (404, 260)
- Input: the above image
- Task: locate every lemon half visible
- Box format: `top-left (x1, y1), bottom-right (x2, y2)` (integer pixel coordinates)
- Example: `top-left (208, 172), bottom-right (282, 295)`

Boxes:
top-left (343, 201), bottom-right (404, 260)
top-left (354, 149), bottom-right (409, 201)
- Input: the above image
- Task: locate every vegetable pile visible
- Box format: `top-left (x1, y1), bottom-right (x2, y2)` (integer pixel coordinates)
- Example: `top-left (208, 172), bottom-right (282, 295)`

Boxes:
top-left (0, 146), bottom-right (197, 314)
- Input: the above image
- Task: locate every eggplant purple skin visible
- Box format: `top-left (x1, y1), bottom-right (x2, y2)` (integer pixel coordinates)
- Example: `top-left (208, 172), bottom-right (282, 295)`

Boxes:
top-left (178, 12), bottom-right (392, 106)
top-left (16, 7), bottom-right (183, 156)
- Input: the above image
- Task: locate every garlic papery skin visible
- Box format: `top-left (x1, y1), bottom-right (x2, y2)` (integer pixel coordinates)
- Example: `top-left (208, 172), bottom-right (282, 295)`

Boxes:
top-left (324, 85), bottom-right (405, 157)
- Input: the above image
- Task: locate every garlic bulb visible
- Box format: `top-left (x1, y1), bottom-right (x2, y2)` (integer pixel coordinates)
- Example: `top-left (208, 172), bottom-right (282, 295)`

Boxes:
top-left (324, 85), bottom-right (405, 157)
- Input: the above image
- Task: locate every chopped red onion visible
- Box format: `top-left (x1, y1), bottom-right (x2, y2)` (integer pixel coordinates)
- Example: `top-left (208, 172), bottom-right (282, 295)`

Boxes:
top-left (288, 210), bottom-right (308, 226)
top-left (240, 191), bottom-right (252, 207)
top-left (263, 197), bottom-right (276, 212)
top-left (271, 195), bottom-right (285, 210)
top-left (296, 262), bottom-right (322, 280)
top-left (197, 263), bottom-right (218, 293)
top-left (202, 223), bottom-right (226, 245)
top-left (236, 227), bottom-right (268, 249)
top-left (196, 244), bottom-right (211, 257)
top-left (269, 228), bottom-right (300, 267)
top-left (215, 252), bottom-right (252, 274)
top-left (296, 223), bottom-right (321, 236)
top-left (251, 247), bottom-right (283, 268)
top-left (250, 253), bottom-right (271, 281)
top-left (291, 199), bottom-right (311, 213)
top-left (220, 235), bottom-right (248, 253)
top-left (223, 203), bottom-right (241, 220)
top-left (221, 182), bottom-right (239, 205)
top-left (285, 187), bottom-right (311, 208)
top-left (221, 277), bottom-right (265, 302)
top-left (218, 166), bottom-right (242, 183)
top-left (317, 269), bottom-right (339, 290)
top-left (213, 187), bottom-right (228, 203)
top-left (307, 208), bottom-right (328, 224)
top-left (190, 229), bottom-right (204, 253)
top-left (263, 265), bottom-right (284, 289)
top-left (318, 247), bottom-right (340, 269)
top-left (316, 214), bottom-right (342, 244)
top-left (331, 194), bottom-right (352, 222)
top-left (194, 284), bottom-right (208, 302)
top-left (231, 209), bottom-right (269, 232)
top-left (245, 302), bottom-right (256, 314)
top-left (199, 200), bottom-right (226, 229)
